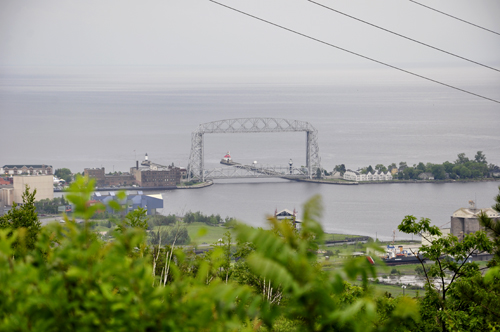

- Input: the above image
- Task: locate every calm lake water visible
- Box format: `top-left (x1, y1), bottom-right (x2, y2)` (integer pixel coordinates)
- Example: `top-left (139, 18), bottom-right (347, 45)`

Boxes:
top-left (2, 65), bottom-right (500, 239)
top-left (159, 180), bottom-right (500, 241)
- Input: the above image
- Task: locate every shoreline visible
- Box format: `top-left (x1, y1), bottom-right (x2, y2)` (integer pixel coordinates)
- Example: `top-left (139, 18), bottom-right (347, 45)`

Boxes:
top-left (54, 181), bottom-right (214, 192)
top-left (357, 178), bottom-right (500, 185)
top-left (53, 177), bottom-right (498, 193)
top-left (288, 177), bottom-right (500, 185)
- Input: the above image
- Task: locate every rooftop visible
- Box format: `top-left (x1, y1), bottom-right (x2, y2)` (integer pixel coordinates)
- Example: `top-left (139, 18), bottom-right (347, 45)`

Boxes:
top-left (3, 164), bottom-right (52, 168)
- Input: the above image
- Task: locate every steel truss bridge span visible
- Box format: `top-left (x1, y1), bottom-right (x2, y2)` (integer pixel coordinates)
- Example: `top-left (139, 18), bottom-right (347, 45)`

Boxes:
top-left (187, 118), bottom-right (320, 181)
top-left (205, 164), bottom-right (308, 180)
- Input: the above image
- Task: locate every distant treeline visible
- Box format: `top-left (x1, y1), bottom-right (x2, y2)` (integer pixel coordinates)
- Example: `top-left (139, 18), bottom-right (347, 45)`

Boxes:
top-left (395, 151), bottom-right (492, 180)
top-left (335, 151), bottom-right (498, 180)
top-left (182, 211), bottom-right (237, 225)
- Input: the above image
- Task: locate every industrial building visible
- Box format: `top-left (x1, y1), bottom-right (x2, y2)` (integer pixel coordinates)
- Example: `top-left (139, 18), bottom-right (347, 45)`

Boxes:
top-left (450, 200), bottom-right (500, 239)
top-left (0, 175), bottom-right (53, 206)
top-left (131, 166), bottom-right (180, 187)
top-left (83, 167), bottom-right (136, 187)
top-left (91, 191), bottom-right (163, 215)
top-left (84, 155), bottom-right (181, 188)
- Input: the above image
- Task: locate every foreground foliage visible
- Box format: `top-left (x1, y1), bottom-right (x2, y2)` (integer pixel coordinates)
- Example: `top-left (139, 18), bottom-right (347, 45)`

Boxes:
top-left (0, 185), bottom-right (41, 252)
top-left (398, 185), bottom-right (500, 331)
top-left (0, 177), bottom-right (421, 331)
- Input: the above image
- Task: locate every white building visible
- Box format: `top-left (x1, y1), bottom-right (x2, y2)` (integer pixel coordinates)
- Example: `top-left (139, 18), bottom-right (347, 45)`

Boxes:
top-left (2, 164), bottom-right (53, 175)
top-left (343, 169), bottom-right (393, 182)
top-left (343, 169), bottom-right (360, 181)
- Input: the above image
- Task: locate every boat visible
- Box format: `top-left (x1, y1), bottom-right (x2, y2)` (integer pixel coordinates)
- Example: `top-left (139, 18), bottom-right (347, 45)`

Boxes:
top-left (220, 151), bottom-right (234, 165)
top-left (380, 245), bottom-right (426, 266)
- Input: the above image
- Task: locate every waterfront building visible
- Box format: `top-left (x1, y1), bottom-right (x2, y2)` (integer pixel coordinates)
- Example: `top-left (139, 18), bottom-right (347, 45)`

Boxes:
top-left (274, 208), bottom-right (301, 229)
top-left (84, 168), bottom-right (106, 186)
top-left (131, 165), bottom-right (180, 187)
top-left (1, 164), bottom-right (53, 175)
top-left (0, 175), bottom-right (54, 205)
top-left (343, 169), bottom-right (392, 182)
top-left (343, 169), bottom-right (360, 181)
top-left (84, 167), bottom-right (137, 187)
top-left (132, 154), bottom-right (182, 187)
top-left (330, 171), bottom-right (343, 179)
top-left (179, 167), bottom-right (188, 179)
top-left (418, 172), bottom-right (434, 180)
top-left (92, 191), bottom-right (163, 215)
top-left (450, 200), bottom-right (500, 239)
top-left (85, 157), bottom-right (181, 188)
top-left (489, 165), bottom-right (500, 178)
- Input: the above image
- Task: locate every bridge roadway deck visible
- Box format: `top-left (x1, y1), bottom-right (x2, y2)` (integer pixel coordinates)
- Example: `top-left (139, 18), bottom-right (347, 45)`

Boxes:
top-left (202, 161), bottom-right (308, 180)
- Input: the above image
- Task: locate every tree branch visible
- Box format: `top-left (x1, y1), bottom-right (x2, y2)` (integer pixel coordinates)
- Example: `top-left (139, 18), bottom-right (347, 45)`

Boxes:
top-left (410, 248), bottom-right (433, 289)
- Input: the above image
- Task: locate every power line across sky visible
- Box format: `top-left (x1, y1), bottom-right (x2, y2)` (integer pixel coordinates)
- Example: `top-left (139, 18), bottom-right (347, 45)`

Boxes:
top-left (209, 0), bottom-right (500, 104)
top-left (409, 0), bottom-right (500, 36)
top-left (308, 0), bottom-right (500, 73)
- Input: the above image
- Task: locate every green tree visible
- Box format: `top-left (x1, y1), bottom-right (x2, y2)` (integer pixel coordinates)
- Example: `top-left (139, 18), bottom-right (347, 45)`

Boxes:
top-left (219, 230), bottom-right (233, 283)
top-left (403, 166), bottom-right (416, 179)
top-left (457, 165), bottom-right (472, 178)
top-left (474, 151), bottom-right (487, 164)
top-left (55, 168), bottom-right (73, 183)
top-left (366, 165), bottom-right (374, 174)
top-left (443, 161), bottom-right (454, 174)
top-left (398, 215), bottom-right (495, 331)
top-left (469, 161), bottom-right (488, 178)
top-left (122, 207), bottom-right (148, 231)
top-left (375, 164), bottom-right (388, 173)
top-left (431, 164), bottom-right (446, 180)
top-left (455, 153), bottom-right (469, 165)
top-left (0, 185), bottom-right (41, 252)
top-left (334, 164), bottom-right (346, 175)
top-left (416, 162), bottom-right (426, 172)
top-left (237, 195), bottom-right (419, 330)
top-left (479, 186), bottom-right (500, 266)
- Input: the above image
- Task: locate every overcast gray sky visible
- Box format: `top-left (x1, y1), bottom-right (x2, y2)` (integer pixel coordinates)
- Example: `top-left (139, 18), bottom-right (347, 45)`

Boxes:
top-left (1, 0), bottom-right (499, 70)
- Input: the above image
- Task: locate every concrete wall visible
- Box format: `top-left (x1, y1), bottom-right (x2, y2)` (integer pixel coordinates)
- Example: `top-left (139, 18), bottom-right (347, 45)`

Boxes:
top-left (0, 188), bottom-right (14, 206)
top-left (13, 175), bottom-right (53, 204)
top-left (451, 216), bottom-right (500, 239)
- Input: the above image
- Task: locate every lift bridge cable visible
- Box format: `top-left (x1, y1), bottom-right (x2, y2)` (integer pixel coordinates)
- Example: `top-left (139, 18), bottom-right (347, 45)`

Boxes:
top-left (208, 0), bottom-right (500, 104)
top-left (308, 0), bottom-right (500, 73)
top-left (409, 0), bottom-right (500, 36)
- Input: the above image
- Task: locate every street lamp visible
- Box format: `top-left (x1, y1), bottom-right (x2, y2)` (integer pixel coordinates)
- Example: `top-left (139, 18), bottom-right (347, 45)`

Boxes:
top-left (401, 285), bottom-right (407, 296)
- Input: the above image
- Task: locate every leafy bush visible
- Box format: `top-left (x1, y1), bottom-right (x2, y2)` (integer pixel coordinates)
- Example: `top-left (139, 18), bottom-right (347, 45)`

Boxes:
top-left (0, 177), bottom-right (420, 331)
